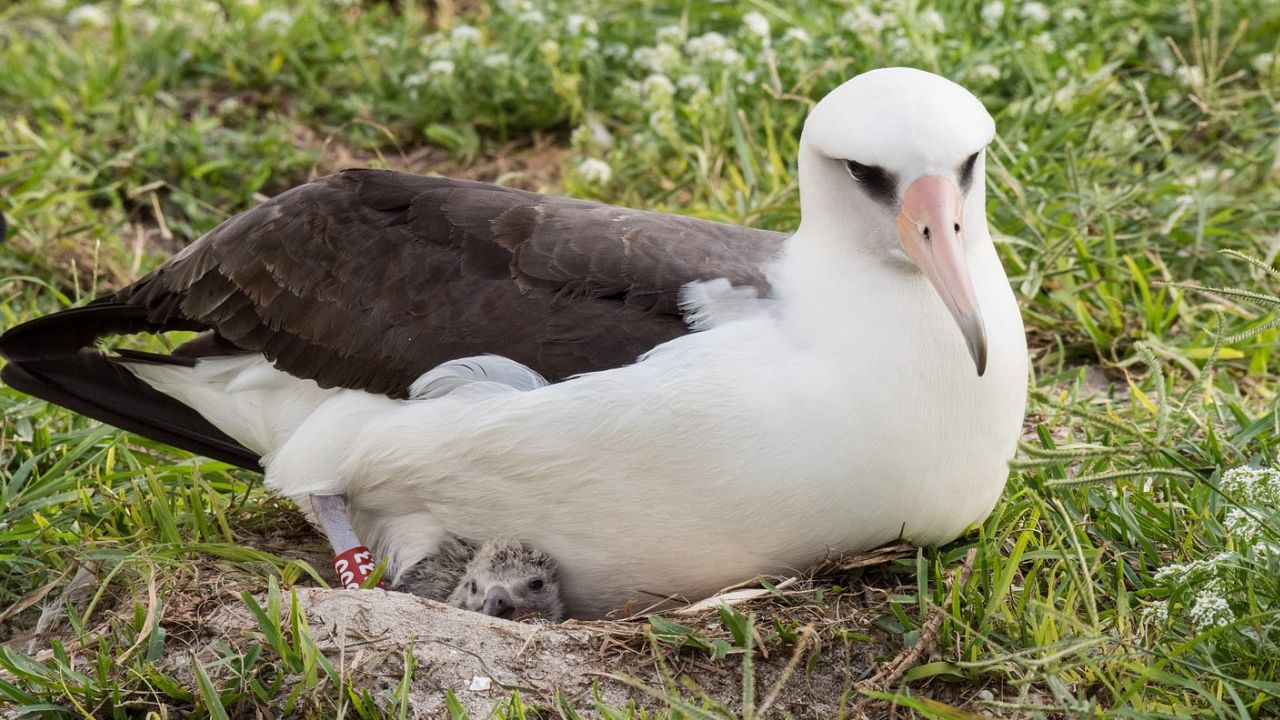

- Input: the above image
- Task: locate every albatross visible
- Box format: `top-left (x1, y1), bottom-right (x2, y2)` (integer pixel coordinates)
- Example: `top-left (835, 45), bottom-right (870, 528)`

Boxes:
top-left (0, 68), bottom-right (1027, 618)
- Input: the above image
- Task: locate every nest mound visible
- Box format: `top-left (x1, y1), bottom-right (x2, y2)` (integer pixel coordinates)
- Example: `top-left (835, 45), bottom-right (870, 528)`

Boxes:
top-left (160, 545), bottom-right (979, 716)
top-left (190, 586), bottom-right (886, 716)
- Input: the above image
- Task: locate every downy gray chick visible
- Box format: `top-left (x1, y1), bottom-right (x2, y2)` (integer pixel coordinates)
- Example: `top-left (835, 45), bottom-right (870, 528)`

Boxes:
top-left (394, 536), bottom-right (564, 622)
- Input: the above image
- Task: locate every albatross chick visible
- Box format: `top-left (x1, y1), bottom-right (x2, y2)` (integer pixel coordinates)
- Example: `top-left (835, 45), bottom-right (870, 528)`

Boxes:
top-left (396, 536), bottom-right (563, 622)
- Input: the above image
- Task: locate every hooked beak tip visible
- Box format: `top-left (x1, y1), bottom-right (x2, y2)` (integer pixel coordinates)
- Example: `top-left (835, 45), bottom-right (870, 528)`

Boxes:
top-left (960, 309), bottom-right (988, 377)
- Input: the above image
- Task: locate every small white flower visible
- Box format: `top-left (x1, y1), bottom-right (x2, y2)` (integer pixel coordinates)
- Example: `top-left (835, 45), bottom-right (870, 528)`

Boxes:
top-left (743, 11), bottom-right (771, 38)
top-left (1224, 508), bottom-right (1260, 540)
top-left (686, 32), bottom-right (730, 61)
top-left (1031, 32), bottom-right (1055, 52)
top-left (889, 32), bottom-right (911, 53)
top-left (1153, 562), bottom-right (1188, 582)
top-left (1189, 583), bottom-right (1233, 631)
top-left (642, 73), bottom-right (676, 102)
top-left (980, 1), bottom-right (1004, 27)
top-left (373, 35), bottom-right (397, 50)
top-left (685, 32), bottom-right (743, 64)
top-left (451, 25), bottom-right (481, 44)
top-left (1061, 7), bottom-right (1085, 22)
top-left (577, 158), bottom-right (612, 185)
top-left (603, 42), bottom-right (629, 59)
top-left (971, 63), bottom-right (1002, 82)
top-left (483, 52), bottom-right (510, 69)
top-left (656, 25), bottom-right (684, 44)
top-left (1220, 466), bottom-right (1280, 505)
top-left (782, 27), bottom-right (810, 44)
top-left (677, 74), bottom-right (707, 92)
top-left (255, 8), bottom-right (293, 30)
top-left (1254, 52), bottom-right (1276, 74)
top-left (633, 43), bottom-right (681, 73)
top-left (614, 78), bottom-right (643, 103)
top-left (428, 59), bottom-right (455, 78)
top-left (565, 13), bottom-right (597, 35)
top-left (137, 13), bottom-right (159, 32)
top-left (404, 70), bottom-right (431, 88)
top-left (920, 9), bottom-right (946, 33)
top-left (1175, 65), bottom-right (1205, 89)
top-left (571, 118), bottom-right (613, 151)
top-left (1252, 539), bottom-right (1279, 557)
top-left (216, 97), bottom-right (242, 115)
top-left (518, 10), bottom-right (545, 24)
top-left (841, 6), bottom-right (886, 33)
top-left (582, 37), bottom-right (599, 52)
top-left (648, 108), bottom-right (676, 134)
top-left (1140, 600), bottom-right (1169, 623)
top-left (1020, 1), bottom-right (1050, 24)
top-left (67, 4), bottom-right (109, 28)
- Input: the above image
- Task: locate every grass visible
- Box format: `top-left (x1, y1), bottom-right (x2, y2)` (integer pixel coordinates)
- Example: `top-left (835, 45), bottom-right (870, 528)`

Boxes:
top-left (2, 0), bottom-right (1280, 716)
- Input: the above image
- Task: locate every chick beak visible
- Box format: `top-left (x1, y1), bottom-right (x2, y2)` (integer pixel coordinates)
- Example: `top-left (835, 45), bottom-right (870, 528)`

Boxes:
top-left (894, 175), bottom-right (988, 376)
top-left (481, 585), bottom-right (516, 619)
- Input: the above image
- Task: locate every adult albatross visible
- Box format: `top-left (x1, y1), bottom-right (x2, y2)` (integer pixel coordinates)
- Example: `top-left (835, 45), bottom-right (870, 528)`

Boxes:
top-left (0, 68), bottom-right (1027, 618)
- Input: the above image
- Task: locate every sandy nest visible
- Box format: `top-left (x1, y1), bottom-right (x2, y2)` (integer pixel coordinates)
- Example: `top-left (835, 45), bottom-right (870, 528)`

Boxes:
top-left (152, 545), bottom-right (988, 717)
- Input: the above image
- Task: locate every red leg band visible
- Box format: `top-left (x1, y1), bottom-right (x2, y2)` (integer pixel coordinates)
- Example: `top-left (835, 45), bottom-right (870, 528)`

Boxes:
top-left (333, 546), bottom-right (384, 590)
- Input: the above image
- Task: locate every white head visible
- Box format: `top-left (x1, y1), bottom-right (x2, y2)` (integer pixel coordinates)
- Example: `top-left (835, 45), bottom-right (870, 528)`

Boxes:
top-left (794, 67), bottom-right (997, 375)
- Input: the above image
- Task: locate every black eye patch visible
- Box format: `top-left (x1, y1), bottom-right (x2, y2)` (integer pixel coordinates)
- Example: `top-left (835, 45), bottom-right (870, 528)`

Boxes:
top-left (958, 150), bottom-right (981, 193)
top-left (844, 160), bottom-right (897, 206)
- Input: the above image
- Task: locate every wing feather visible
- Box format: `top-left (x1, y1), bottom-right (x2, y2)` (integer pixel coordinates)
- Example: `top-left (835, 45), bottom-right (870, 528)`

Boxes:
top-left (44, 169), bottom-right (788, 402)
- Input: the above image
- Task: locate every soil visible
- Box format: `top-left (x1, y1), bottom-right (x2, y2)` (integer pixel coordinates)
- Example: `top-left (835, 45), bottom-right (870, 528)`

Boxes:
top-left (184, 583), bottom-right (892, 717)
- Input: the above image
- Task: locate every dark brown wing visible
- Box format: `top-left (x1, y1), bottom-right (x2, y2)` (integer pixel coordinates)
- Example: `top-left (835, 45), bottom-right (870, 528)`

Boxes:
top-left (119, 169), bottom-right (786, 396)
top-left (0, 169), bottom-right (786, 469)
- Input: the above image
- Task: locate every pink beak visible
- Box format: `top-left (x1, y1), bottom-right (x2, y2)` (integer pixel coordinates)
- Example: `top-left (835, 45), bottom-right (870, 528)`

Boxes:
top-left (895, 176), bottom-right (987, 376)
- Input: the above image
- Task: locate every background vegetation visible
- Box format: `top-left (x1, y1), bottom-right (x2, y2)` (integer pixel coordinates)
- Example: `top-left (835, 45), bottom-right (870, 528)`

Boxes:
top-left (2, 0), bottom-right (1279, 716)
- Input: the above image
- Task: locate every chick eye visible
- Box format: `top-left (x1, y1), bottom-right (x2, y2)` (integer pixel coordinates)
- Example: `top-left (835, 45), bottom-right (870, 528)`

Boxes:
top-left (843, 160), bottom-right (897, 205)
top-left (528, 578), bottom-right (545, 591)
top-left (469, 581), bottom-right (478, 594)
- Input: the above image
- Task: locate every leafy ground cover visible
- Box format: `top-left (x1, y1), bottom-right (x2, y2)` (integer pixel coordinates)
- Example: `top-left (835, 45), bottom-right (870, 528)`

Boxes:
top-left (2, 0), bottom-right (1279, 716)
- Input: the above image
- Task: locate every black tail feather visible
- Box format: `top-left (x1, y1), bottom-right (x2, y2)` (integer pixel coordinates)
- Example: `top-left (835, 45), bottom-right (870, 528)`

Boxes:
top-left (1, 305), bottom-right (261, 472)
top-left (0, 302), bottom-right (203, 362)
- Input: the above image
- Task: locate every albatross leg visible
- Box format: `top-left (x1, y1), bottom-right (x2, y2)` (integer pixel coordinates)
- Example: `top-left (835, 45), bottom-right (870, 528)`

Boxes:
top-left (309, 493), bottom-right (384, 590)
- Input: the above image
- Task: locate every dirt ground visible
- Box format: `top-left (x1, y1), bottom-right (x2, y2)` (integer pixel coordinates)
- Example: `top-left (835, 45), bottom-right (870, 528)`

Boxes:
top-left (142, 544), bottom-right (1005, 718)
top-left (191, 586), bottom-right (879, 717)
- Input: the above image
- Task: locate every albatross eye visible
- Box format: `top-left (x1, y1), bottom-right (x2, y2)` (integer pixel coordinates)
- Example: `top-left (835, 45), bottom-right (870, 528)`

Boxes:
top-left (843, 160), bottom-right (897, 205)
top-left (958, 150), bottom-right (981, 193)
top-left (528, 578), bottom-right (545, 591)
top-left (469, 580), bottom-right (478, 594)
